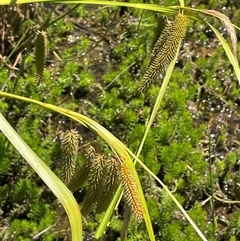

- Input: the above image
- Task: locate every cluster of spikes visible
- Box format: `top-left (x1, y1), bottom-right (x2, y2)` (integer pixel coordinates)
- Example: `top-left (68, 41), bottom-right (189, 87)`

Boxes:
top-left (60, 129), bottom-right (143, 220)
top-left (138, 12), bottom-right (188, 92)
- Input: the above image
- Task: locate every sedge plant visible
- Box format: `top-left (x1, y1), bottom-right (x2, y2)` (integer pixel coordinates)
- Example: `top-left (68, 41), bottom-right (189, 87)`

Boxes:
top-left (0, 1), bottom-right (240, 241)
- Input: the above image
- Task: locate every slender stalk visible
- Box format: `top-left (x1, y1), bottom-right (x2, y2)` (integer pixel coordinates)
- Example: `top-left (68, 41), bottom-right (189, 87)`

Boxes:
top-left (208, 130), bottom-right (215, 238)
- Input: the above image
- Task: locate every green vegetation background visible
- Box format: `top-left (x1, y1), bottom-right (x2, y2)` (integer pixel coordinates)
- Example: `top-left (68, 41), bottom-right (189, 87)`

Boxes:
top-left (1, 0), bottom-right (240, 240)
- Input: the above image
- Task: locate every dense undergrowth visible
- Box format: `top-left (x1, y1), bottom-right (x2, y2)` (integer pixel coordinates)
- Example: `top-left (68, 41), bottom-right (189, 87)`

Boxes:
top-left (0, 0), bottom-right (240, 240)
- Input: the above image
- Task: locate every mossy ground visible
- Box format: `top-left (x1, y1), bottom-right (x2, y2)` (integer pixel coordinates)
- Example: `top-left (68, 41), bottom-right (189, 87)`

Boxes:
top-left (0, 1), bottom-right (240, 240)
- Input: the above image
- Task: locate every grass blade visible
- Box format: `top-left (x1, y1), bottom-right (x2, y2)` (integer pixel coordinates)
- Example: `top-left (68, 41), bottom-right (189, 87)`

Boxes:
top-left (205, 21), bottom-right (240, 84)
top-left (0, 0), bottom-right (177, 16)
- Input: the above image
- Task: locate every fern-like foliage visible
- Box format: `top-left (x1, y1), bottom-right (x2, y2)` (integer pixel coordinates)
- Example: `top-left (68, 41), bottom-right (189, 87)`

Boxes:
top-left (139, 13), bottom-right (188, 92)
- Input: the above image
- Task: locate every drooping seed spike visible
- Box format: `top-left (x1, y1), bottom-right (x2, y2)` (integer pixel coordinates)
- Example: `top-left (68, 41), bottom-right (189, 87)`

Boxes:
top-left (96, 156), bottom-right (121, 213)
top-left (67, 159), bottom-right (90, 192)
top-left (121, 203), bottom-right (132, 241)
top-left (150, 16), bottom-right (173, 63)
top-left (67, 142), bottom-right (97, 191)
top-left (139, 13), bottom-right (188, 92)
top-left (89, 153), bottom-right (105, 189)
top-left (81, 153), bottom-right (105, 215)
top-left (204, 9), bottom-right (238, 60)
top-left (119, 162), bottom-right (143, 221)
top-left (60, 129), bottom-right (79, 184)
top-left (83, 142), bottom-right (96, 160)
top-left (35, 30), bottom-right (47, 84)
